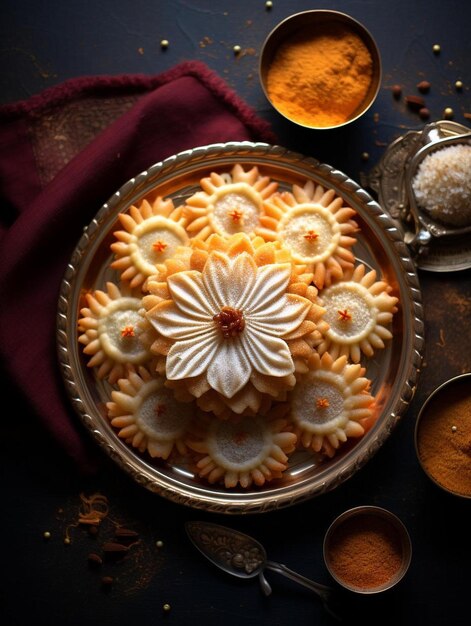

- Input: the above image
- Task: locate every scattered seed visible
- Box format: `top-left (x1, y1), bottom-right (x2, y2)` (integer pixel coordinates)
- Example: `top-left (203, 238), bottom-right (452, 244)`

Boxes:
top-left (233, 44), bottom-right (241, 55)
top-left (87, 553), bottom-right (103, 567)
top-left (64, 537), bottom-right (71, 545)
top-left (417, 80), bottom-right (431, 93)
top-left (160, 39), bottom-right (169, 49)
top-left (455, 80), bottom-right (463, 90)
top-left (156, 540), bottom-right (164, 548)
top-left (405, 95), bottom-right (426, 110)
top-left (392, 84), bottom-right (402, 99)
top-left (443, 107), bottom-right (454, 119)
top-left (103, 541), bottom-right (129, 554)
top-left (265, 0), bottom-right (273, 8)
top-left (419, 107), bottom-right (431, 120)
top-left (432, 44), bottom-right (441, 54)
top-left (163, 603), bottom-right (171, 612)
top-left (115, 527), bottom-right (139, 539)
top-left (451, 425), bottom-right (457, 433)
top-left (361, 152), bottom-right (369, 161)
top-left (101, 576), bottom-right (114, 588)
top-left (43, 531), bottom-right (51, 540)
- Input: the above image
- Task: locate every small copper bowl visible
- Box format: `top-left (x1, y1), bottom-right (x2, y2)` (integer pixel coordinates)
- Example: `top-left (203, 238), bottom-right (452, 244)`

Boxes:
top-left (323, 506), bottom-right (412, 594)
top-left (259, 10), bottom-right (382, 130)
top-left (414, 372), bottom-right (471, 499)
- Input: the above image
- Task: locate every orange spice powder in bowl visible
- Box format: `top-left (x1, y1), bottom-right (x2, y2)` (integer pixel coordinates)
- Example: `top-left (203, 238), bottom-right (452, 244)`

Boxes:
top-left (415, 372), bottom-right (471, 498)
top-left (259, 10), bottom-right (382, 130)
top-left (323, 506), bottom-right (412, 594)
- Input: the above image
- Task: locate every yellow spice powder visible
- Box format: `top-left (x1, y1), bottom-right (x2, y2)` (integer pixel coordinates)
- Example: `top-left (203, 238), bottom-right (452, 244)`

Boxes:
top-left (266, 24), bottom-right (373, 127)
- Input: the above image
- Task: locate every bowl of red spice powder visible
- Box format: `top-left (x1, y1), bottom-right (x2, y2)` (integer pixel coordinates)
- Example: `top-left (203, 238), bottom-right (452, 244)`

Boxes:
top-left (259, 10), bottom-right (382, 130)
top-left (323, 506), bottom-right (412, 594)
top-left (415, 372), bottom-right (471, 499)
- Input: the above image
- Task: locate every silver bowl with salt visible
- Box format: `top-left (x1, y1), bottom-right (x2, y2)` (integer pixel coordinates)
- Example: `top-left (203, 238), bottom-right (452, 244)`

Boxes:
top-left (365, 120), bottom-right (471, 272)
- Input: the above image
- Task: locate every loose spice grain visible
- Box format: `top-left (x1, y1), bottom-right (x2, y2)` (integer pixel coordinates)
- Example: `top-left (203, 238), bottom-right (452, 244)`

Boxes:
top-left (266, 23), bottom-right (373, 127)
top-left (416, 378), bottom-right (471, 496)
top-left (327, 514), bottom-right (404, 589)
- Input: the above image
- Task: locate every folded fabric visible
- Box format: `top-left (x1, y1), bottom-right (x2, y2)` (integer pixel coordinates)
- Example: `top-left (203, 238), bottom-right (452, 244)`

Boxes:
top-left (0, 60), bottom-right (276, 472)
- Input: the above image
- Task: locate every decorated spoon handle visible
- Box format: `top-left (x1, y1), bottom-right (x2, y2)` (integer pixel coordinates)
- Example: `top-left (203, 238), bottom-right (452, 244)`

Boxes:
top-left (265, 560), bottom-right (333, 598)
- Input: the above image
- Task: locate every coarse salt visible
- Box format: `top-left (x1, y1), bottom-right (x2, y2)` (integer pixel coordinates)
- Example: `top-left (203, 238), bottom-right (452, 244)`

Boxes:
top-left (412, 143), bottom-right (471, 227)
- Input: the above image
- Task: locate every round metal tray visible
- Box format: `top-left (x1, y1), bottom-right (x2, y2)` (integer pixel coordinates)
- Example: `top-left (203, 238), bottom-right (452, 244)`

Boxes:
top-left (57, 142), bottom-right (424, 514)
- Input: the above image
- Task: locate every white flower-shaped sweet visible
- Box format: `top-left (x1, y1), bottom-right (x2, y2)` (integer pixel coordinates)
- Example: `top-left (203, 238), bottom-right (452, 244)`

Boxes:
top-left (78, 282), bottom-right (151, 383)
top-left (106, 365), bottom-right (194, 460)
top-left (290, 352), bottom-right (375, 458)
top-left (183, 164), bottom-right (278, 240)
top-left (314, 263), bottom-right (398, 363)
top-left (146, 250), bottom-right (312, 399)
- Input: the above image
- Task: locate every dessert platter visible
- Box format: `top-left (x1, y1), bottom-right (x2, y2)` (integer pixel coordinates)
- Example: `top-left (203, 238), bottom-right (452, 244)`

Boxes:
top-left (57, 142), bottom-right (424, 513)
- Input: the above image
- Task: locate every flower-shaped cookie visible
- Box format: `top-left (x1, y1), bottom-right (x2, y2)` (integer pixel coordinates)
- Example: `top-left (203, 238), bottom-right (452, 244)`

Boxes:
top-left (144, 234), bottom-right (324, 416)
top-left (106, 366), bottom-right (194, 459)
top-left (314, 263), bottom-right (398, 363)
top-left (260, 180), bottom-right (359, 289)
top-left (183, 164), bottom-right (277, 240)
top-left (290, 352), bottom-right (375, 458)
top-left (111, 196), bottom-right (189, 289)
top-left (78, 282), bottom-right (150, 383)
top-left (186, 409), bottom-right (296, 488)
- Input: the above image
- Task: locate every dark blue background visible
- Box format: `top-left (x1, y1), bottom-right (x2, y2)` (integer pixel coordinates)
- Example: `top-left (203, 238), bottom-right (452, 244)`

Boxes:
top-left (1, 2), bottom-right (470, 626)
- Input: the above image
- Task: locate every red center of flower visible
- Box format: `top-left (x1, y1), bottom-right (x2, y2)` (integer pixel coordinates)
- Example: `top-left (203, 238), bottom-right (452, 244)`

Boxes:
top-left (213, 306), bottom-right (245, 338)
top-left (227, 209), bottom-right (244, 223)
top-left (338, 309), bottom-right (352, 322)
top-left (155, 403), bottom-right (166, 416)
top-left (121, 326), bottom-right (135, 337)
top-left (304, 229), bottom-right (319, 241)
top-left (153, 240), bottom-right (168, 253)
top-left (316, 397), bottom-right (330, 409)
top-left (233, 431), bottom-right (249, 445)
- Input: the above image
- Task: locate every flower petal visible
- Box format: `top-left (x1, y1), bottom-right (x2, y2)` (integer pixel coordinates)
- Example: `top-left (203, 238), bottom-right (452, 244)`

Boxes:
top-left (167, 271), bottom-right (214, 319)
top-left (248, 294), bottom-right (311, 336)
top-left (202, 251), bottom-right (258, 310)
top-left (147, 301), bottom-right (213, 339)
top-left (207, 338), bottom-right (251, 398)
top-left (241, 327), bottom-right (294, 377)
top-left (201, 251), bottom-right (232, 310)
top-left (229, 253), bottom-right (258, 309)
top-left (166, 330), bottom-right (220, 380)
top-left (245, 263), bottom-right (292, 313)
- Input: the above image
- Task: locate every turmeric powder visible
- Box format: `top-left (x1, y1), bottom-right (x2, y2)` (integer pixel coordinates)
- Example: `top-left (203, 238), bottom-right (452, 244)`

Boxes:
top-left (266, 23), bottom-right (374, 127)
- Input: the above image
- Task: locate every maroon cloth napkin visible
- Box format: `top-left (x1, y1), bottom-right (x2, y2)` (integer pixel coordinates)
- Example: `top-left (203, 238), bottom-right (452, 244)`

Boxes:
top-left (0, 61), bottom-right (276, 471)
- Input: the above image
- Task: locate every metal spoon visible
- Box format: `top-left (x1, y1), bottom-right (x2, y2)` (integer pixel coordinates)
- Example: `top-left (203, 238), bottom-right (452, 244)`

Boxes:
top-left (185, 521), bottom-right (340, 621)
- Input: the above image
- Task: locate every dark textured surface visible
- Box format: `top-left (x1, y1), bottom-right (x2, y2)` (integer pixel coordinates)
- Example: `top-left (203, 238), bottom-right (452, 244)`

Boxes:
top-left (1, 2), bottom-right (470, 625)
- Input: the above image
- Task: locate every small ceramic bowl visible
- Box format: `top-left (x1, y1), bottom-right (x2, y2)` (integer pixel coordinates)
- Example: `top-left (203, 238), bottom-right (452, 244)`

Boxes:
top-left (259, 10), bottom-right (381, 130)
top-left (323, 506), bottom-right (412, 594)
top-left (414, 372), bottom-right (471, 499)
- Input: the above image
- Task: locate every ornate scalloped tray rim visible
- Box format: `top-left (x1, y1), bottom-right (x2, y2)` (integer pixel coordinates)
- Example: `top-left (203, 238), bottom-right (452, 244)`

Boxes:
top-left (57, 141), bottom-right (424, 514)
